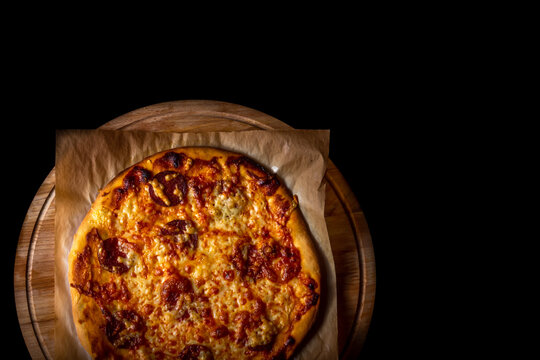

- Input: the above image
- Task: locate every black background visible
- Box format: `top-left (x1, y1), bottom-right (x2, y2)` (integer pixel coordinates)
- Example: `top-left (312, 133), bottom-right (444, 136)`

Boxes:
top-left (3, 58), bottom-right (452, 358)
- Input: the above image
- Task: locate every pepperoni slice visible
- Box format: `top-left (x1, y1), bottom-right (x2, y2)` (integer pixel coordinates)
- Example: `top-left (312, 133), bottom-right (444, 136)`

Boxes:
top-left (97, 238), bottom-right (129, 274)
top-left (102, 308), bottom-right (124, 345)
top-left (103, 308), bottom-right (146, 349)
top-left (231, 240), bottom-right (300, 283)
top-left (161, 219), bottom-right (192, 235)
top-left (148, 171), bottom-right (187, 207)
top-left (115, 310), bottom-right (146, 349)
top-left (161, 275), bottom-right (193, 309)
top-left (178, 344), bottom-right (214, 360)
top-left (161, 220), bottom-right (198, 251)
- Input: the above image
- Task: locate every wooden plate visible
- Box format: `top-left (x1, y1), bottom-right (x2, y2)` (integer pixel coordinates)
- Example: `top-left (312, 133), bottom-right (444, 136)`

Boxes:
top-left (14, 100), bottom-right (375, 359)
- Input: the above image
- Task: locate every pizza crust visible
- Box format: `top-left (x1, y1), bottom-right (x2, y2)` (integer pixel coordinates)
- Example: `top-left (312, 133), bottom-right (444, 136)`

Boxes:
top-left (285, 210), bottom-right (320, 357)
top-left (68, 147), bottom-right (321, 359)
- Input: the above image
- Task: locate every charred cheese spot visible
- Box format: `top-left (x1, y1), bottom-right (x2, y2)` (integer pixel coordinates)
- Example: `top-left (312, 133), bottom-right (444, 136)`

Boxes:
top-left (109, 167), bottom-right (152, 209)
top-left (268, 194), bottom-right (297, 225)
top-left (70, 245), bottom-right (92, 295)
top-left (154, 151), bottom-right (184, 169)
top-left (123, 166), bottom-right (152, 191)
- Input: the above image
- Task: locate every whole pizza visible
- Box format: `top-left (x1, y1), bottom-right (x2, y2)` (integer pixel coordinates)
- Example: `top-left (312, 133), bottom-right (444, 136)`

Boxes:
top-left (68, 147), bottom-right (320, 359)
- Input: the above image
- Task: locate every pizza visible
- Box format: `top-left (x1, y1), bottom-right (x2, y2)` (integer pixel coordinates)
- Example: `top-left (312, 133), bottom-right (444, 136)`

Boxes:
top-left (68, 147), bottom-right (320, 360)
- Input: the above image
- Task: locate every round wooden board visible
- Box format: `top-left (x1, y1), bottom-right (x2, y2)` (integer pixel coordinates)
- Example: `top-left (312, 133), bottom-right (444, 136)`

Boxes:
top-left (14, 100), bottom-right (375, 359)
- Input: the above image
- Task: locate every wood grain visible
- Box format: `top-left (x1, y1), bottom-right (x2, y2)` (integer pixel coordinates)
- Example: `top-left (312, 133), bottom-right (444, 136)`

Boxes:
top-left (14, 100), bottom-right (375, 359)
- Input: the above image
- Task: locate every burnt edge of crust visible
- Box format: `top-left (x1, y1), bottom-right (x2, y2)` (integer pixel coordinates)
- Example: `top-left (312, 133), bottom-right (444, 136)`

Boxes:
top-left (111, 166), bottom-right (152, 208)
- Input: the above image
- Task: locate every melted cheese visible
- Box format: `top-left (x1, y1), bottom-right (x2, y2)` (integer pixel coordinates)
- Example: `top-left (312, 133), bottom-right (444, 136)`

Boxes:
top-left (151, 178), bottom-right (170, 205)
top-left (88, 205), bottom-right (113, 233)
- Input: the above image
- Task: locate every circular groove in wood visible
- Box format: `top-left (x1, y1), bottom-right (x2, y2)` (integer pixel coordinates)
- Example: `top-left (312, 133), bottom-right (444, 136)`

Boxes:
top-left (26, 187), bottom-right (55, 360)
top-left (326, 180), bottom-right (364, 359)
top-left (113, 109), bottom-right (278, 131)
top-left (330, 184), bottom-right (373, 358)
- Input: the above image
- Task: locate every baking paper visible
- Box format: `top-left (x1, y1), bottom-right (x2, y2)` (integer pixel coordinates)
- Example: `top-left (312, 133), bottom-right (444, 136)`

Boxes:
top-left (55, 129), bottom-right (336, 359)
